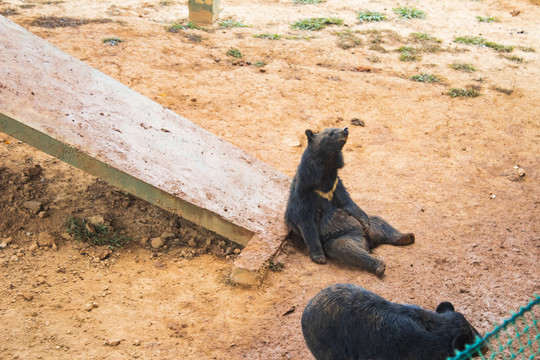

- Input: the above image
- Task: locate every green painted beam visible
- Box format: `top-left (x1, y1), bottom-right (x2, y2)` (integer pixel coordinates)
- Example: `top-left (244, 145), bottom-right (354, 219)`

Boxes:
top-left (0, 113), bottom-right (254, 245)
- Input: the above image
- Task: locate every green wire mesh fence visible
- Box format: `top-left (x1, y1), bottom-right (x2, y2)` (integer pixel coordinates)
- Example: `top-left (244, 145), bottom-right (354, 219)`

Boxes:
top-left (448, 294), bottom-right (540, 360)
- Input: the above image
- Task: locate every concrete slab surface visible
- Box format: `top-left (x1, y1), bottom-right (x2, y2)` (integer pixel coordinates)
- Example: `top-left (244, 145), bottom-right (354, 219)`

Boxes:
top-left (0, 16), bottom-right (290, 285)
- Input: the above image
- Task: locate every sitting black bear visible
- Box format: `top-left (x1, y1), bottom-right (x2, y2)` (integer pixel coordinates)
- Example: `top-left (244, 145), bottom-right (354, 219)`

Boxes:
top-left (301, 284), bottom-right (487, 360)
top-left (284, 127), bottom-right (414, 276)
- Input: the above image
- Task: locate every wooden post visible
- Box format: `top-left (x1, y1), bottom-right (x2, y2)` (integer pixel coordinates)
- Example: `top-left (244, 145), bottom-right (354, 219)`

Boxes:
top-left (188, 0), bottom-right (220, 24)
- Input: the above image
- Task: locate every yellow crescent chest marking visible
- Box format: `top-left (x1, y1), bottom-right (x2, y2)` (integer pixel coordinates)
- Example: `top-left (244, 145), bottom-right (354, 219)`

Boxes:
top-left (314, 178), bottom-right (339, 201)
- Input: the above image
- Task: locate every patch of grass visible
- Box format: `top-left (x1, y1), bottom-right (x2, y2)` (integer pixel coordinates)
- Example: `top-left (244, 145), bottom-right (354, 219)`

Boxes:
top-left (291, 17), bottom-right (343, 31)
top-left (492, 87), bottom-right (513, 95)
top-left (184, 33), bottom-right (202, 42)
top-left (253, 33), bottom-right (282, 40)
top-left (454, 36), bottom-right (486, 45)
top-left (102, 37), bottom-right (122, 46)
top-left (519, 46), bottom-right (535, 52)
top-left (219, 19), bottom-right (248, 28)
top-left (450, 62), bottom-right (477, 72)
top-left (159, 0), bottom-right (175, 5)
top-left (477, 16), bottom-right (499, 23)
top-left (30, 16), bottom-right (112, 28)
top-left (411, 32), bottom-right (432, 41)
top-left (292, 0), bottom-right (324, 3)
top-left (484, 41), bottom-right (513, 52)
top-left (268, 260), bottom-right (285, 272)
top-left (284, 35), bottom-right (314, 40)
top-left (166, 21), bottom-right (207, 33)
top-left (455, 36), bottom-right (513, 52)
top-left (393, 6), bottom-right (426, 20)
top-left (397, 47), bottom-right (421, 61)
top-left (400, 52), bottom-right (421, 62)
top-left (357, 10), bottom-right (387, 22)
top-left (253, 61), bottom-right (266, 67)
top-left (447, 88), bottom-right (481, 98)
top-left (226, 48), bottom-right (243, 58)
top-left (410, 73), bottom-right (440, 83)
top-left (334, 30), bottom-right (362, 49)
top-left (369, 44), bottom-right (387, 53)
top-left (422, 44), bottom-right (442, 53)
top-left (503, 55), bottom-right (523, 63)
top-left (64, 216), bottom-right (130, 249)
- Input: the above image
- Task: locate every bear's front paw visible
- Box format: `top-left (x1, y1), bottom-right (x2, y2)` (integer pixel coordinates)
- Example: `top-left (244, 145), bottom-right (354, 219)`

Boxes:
top-left (375, 263), bottom-right (386, 277)
top-left (311, 254), bottom-right (327, 264)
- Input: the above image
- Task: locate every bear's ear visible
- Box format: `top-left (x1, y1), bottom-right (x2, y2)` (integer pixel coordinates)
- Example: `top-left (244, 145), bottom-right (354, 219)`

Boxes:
top-left (452, 333), bottom-right (470, 351)
top-left (305, 129), bottom-right (315, 142)
top-left (436, 302), bottom-right (455, 313)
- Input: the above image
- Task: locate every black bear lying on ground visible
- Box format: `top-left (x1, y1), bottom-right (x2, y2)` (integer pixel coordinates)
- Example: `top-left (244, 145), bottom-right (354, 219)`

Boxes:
top-left (284, 127), bottom-right (414, 276)
top-left (302, 284), bottom-right (487, 360)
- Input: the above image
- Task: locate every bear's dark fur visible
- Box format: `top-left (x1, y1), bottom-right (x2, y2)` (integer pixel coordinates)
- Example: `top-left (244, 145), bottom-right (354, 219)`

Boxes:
top-left (301, 284), bottom-right (486, 360)
top-left (284, 127), bottom-right (414, 276)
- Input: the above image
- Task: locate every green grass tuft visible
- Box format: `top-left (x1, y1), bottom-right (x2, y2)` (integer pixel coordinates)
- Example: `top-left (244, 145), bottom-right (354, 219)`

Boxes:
top-left (357, 10), bottom-right (387, 22)
top-left (226, 48), bottom-right (243, 58)
top-left (410, 73), bottom-right (440, 83)
top-left (64, 216), bottom-right (130, 249)
top-left (291, 17), bottom-right (343, 31)
top-left (450, 62), bottom-right (477, 72)
top-left (102, 37), bottom-right (122, 46)
top-left (253, 33), bottom-right (282, 40)
top-left (455, 36), bottom-right (486, 45)
top-left (455, 36), bottom-right (513, 52)
top-left (477, 16), bottom-right (499, 23)
top-left (503, 55), bottom-right (523, 63)
top-left (166, 21), bottom-right (207, 32)
top-left (219, 19), bottom-right (248, 28)
top-left (393, 6), bottom-right (426, 19)
top-left (334, 30), bottom-right (362, 49)
top-left (253, 61), bottom-right (267, 67)
top-left (519, 46), bottom-right (535, 52)
top-left (448, 88), bottom-right (481, 98)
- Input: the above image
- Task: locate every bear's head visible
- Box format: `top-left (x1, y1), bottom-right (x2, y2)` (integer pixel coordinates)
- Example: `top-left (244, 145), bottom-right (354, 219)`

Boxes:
top-left (435, 302), bottom-right (488, 357)
top-left (305, 127), bottom-right (349, 156)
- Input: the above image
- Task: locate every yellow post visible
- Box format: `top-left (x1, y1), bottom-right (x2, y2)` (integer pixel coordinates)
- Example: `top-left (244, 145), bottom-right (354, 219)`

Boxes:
top-left (188, 0), bottom-right (220, 24)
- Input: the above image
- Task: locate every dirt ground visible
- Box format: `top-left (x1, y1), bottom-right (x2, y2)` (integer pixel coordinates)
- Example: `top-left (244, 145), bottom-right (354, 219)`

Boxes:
top-left (1, 0), bottom-right (539, 358)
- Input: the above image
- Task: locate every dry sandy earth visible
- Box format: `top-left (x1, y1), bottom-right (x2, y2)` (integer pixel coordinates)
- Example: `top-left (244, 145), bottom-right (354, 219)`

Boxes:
top-left (1, 0), bottom-right (539, 359)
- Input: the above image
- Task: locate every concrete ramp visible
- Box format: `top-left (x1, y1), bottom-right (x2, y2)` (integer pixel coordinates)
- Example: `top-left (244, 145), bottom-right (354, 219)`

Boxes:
top-left (0, 16), bottom-right (290, 285)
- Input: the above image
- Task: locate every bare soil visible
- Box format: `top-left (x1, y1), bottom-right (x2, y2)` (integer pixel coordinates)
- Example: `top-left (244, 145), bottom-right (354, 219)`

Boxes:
top-left (1, 0), bottom-right (539, 359)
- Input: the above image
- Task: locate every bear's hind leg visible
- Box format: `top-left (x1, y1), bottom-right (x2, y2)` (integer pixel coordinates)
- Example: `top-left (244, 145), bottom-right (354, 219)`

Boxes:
top-left (367, 216), bottom-right (415, 247)
top-left (323, 237), bottom-right (386, 277)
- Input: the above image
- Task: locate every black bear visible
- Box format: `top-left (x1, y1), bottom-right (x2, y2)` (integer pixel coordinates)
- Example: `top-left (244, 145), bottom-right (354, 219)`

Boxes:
top-left (301, 284), bottom-right (487, 360)
top-left (284, 127), bottom-right (414, 276)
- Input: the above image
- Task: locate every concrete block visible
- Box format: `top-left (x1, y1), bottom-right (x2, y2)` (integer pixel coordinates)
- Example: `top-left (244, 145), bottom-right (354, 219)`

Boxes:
top-left (0, 16), bottom-right (290, 285)
top-left (189, 0), bottom-right (220, 24)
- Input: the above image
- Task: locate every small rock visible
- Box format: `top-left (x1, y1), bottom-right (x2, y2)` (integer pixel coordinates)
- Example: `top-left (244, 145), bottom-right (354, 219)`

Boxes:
top-left (517, 168), bottom-right (526, 177)
top-left (20, 175), bottom-right (30, 184)
top-left (22, 292), bottom-right (34, 301)
top-left (92, 302), bottom-right (99, 308)
top-left (233, 248), bottom-right (241, 255)
top-left (11, 255), bottom-right (19, 261)
top-left (205, 238), bottom-right (212, 246)
top-left (188, 239), bottom-right (197, 247)
top-left (151, 237), bottom-right (164, 249)
top-left (85, 222), bottom-right (96, 233)
top-left (38, 211), bottom-right (49, 218)
top-left (105, 339), bottom-right (122, 346)
top-left (37, 232), bottom-right (57, 249)
top-left (140, 237), bottom-right (148, 246)
top-left (350, 118), bottom-right (365, 127)
top-left (94, 246), bottom-right (112, 260)
top-left (0, 242), bottom-right (6, 249)
top-left (85, 303), bottom-right (94, 311)
top-left (87, 215), bottom-right (106, 225)
top-left (22, 201), bottom-right (42, 214)
top-left (284, 138), bottom-right (301, 147)
top-left (24, 164), bottom-right (43, 177)
top-left (160, 232), bottom-right (175, 240)
top-left (132, 339), bottom-right (141, 346)
top-left (28, 242), bottom-right (38, 251)
top-left (225, 247), bottom-right (233, 255)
